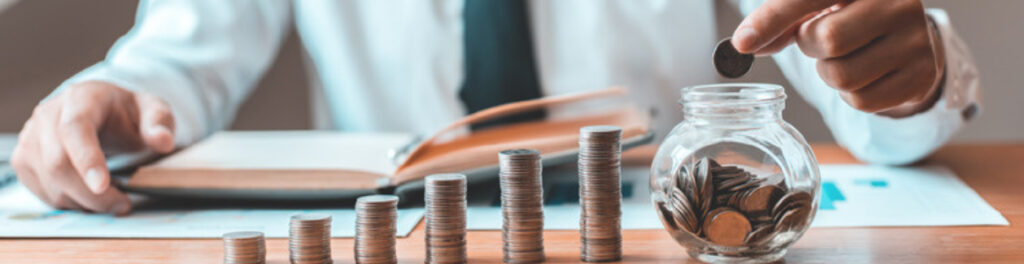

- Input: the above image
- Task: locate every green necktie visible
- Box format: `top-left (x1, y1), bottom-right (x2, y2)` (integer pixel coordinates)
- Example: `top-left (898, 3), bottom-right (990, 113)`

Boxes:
top-left (458, 0), bottom-right (546, 131)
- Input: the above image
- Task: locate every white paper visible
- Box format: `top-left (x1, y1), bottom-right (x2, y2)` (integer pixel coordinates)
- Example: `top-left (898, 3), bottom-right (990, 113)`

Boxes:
top-left (0, 183), bottom-right (424, 238)
top-left (467, 165), bottom-right (1008, 230)
top-left (812, 165), bottom-right (1007, 227)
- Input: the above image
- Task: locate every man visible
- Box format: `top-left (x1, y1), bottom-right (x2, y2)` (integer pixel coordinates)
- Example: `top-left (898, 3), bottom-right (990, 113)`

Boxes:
top-left (10, 0), bottom-right (980, 215)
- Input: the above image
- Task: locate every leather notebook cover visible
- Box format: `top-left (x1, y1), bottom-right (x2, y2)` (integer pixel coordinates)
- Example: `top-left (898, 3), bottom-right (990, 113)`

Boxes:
top-left (124, 88), bottom-right (652, 198)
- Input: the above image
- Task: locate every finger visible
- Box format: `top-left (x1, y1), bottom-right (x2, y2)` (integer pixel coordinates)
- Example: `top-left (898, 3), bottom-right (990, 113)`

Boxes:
top-left (43, 143), bottom-right (131, 215)
top-left (12, 165), bottom-right (53, 206)
top-left (26, 103), bottom-right (83, 206)
top-left (733, 0), bottom-right (843, 53)
top-left (134, 92), bottom-right (176, 153)
top-left (12, 153), bottom-right (56, 206)
top-left (66, 183), bottom-right (133, 215)
top-left (815, 26), bottom-right (928, 92)
top-left (751, 14), bottom-right (812, 57)
top-left (840, 59), bottom-right (936, 113)
top-left (52, 194), bottom-right (86, 211)
top-left (11, 116), bottom-right (55, 205)
top-left (15, 154), bottom-right (58, 206)
top-left (37, 113), bottom-right (89, 205)
top-left (57, 90), bottom-right (112, 195)
top-left (796, 0), bottom-right (922, 59)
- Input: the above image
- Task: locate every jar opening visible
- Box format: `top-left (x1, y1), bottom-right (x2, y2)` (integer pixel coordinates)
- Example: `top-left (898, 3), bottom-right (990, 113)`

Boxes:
top-left (681, 83), bottom-right (786, 107)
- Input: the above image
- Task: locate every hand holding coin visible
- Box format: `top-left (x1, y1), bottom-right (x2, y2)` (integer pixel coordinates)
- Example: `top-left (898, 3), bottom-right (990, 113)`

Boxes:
top-left (731, 0), bottom-right (945, 116)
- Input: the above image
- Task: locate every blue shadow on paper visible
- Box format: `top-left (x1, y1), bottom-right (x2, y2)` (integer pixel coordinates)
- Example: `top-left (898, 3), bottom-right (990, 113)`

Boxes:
top-left (819, 181), bottom-right (844, 210)
top-left (854, 178), bottom-right (889, 188)
top-left (819, 178), bottom-right (888, 210)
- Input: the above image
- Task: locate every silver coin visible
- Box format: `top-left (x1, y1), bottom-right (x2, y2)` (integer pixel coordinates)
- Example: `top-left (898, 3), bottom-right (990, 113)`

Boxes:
top-left (354, 194), bottom-right (399, 264)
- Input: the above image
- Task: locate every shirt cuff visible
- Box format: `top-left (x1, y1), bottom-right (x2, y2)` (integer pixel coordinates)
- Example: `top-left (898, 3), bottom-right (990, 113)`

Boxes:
top-left (926, 8), bottom-right (982, 122)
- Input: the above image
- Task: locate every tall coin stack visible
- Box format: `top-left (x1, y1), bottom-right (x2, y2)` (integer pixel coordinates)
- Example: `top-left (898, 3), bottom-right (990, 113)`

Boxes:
top-left (223, 231), bottom-right (266, 264)
top-left (498, 149), bottom-right (545, 263)
top-left (289, 214), bottom-right (333, 264)
top-left (578, 125), bottom-right (623, 262)
top-left (355, 194), bottom-right (400, 264)
top-left (424, 173), bottom-right (468, 264)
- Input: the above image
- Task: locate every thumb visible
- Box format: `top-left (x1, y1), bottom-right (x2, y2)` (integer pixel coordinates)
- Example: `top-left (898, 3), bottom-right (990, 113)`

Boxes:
top-left (733, 0), bottom-right (841, 53)
top-left (134, 92), bottom-right (176, 153)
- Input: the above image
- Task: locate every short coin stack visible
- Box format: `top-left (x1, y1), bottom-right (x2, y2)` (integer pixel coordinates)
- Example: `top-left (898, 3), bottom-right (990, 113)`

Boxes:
top-left (289, 214), bottom-right (333, 264)
top-left (355, 194), bottom-right (400, 264)
top-left (223, 231), bottom-right (266, 264)
top-left (577, 125), bottom-right (624, 262)
top-left (424, 173), bottom-right (468, 264)
top-left (658, 157), bottom-right (814, 247)
top-left (499, 149), bottom-right (545, 263)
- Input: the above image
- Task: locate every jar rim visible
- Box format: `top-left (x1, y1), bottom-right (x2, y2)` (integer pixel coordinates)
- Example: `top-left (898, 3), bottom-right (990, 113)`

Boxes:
top-left (681, 83), bottom-right (786, 106)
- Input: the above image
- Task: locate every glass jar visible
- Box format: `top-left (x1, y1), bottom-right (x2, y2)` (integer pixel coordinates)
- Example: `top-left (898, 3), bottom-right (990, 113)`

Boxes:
top-left (649, 83), bottom-right (820, 263)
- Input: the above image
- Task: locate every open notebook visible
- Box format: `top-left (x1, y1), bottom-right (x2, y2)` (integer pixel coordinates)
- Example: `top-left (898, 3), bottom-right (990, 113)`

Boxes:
top-left (121, 88), bottom-right (654, 200)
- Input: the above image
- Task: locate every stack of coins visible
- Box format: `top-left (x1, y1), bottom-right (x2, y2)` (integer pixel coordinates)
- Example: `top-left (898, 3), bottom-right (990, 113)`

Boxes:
top-left (499, 149), bottom-right (545, 263)
top-left (223, 231), bottom-right (266, 264)
top-left (577, 125), bottom-right (624, 262)
top-left (424, 173), bottom-right (468, 264)
top-left (658, 157), bottom-right (814, 247)
top-left (355, 194), bottom-right (400, 264)
top-left (289, 214), bottom-right (332, 264)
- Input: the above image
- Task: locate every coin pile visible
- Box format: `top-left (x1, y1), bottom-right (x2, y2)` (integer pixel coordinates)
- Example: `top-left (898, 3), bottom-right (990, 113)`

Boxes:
top-left (355, 194), bottom-right (400, 264)
top-left (289, 214), bottom-right (333, 264)
top-left (424, 173), bottom-right (468, 264)
top-left (498, 149), bottom-right (545, 263)
top-left (223, 231), bottom-right (266, 264)
top-left (658, 157), bottom-right (813, 247)
top-left (577, 126), bottom-right (623, 262)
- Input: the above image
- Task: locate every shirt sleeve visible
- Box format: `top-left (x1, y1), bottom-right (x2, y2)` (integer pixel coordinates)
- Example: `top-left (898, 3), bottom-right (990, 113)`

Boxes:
top-left (734, 0), bottom-right (982, 165)
top-left (51, 0), bottom-right (292, 146)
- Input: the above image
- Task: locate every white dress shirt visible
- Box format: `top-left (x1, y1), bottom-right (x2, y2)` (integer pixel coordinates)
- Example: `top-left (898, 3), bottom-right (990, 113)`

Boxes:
top-left (53, 0), bottom-right (980, 165)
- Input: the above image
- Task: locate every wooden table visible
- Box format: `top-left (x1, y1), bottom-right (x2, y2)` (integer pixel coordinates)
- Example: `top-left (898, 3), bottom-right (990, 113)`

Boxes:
top-left (0, 144), bottom-right (1021, 263)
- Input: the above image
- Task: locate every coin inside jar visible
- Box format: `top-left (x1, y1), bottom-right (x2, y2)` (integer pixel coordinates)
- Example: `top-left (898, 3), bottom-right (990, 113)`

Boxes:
top-left (740, 185), bottom-right (784, 215)
top-left (659, 157), bottom-right (815, 249)
top-left (705, 208), bottom-right (751, 247)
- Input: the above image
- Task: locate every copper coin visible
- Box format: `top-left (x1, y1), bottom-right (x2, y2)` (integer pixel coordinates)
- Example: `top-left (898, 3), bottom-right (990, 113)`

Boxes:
top-left (740, 185), bottom-right (784, 215)
top-left (705, 208), bottom-right (751, 247)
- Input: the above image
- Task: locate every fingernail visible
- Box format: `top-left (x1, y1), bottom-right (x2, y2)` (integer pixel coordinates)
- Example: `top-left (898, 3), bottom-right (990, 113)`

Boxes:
top-left (85, 168), bottom-right (108, 194)
top-left (733, 27), bottom-right (759, 52)
top-left (148, 125), bottom-right (175, 152)
top-left (110, 202), bottom-right (132, 216)
top-left (149, 125), bottom-right (171, 137)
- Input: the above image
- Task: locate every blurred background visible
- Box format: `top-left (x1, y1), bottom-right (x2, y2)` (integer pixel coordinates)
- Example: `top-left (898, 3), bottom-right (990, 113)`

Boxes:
top-left (0, 0), bottom-right (1020, 143)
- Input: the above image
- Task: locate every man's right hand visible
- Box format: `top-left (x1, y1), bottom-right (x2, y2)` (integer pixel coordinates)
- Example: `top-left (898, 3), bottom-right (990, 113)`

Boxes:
top-left (10, 81), bottom-right (176, 215)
